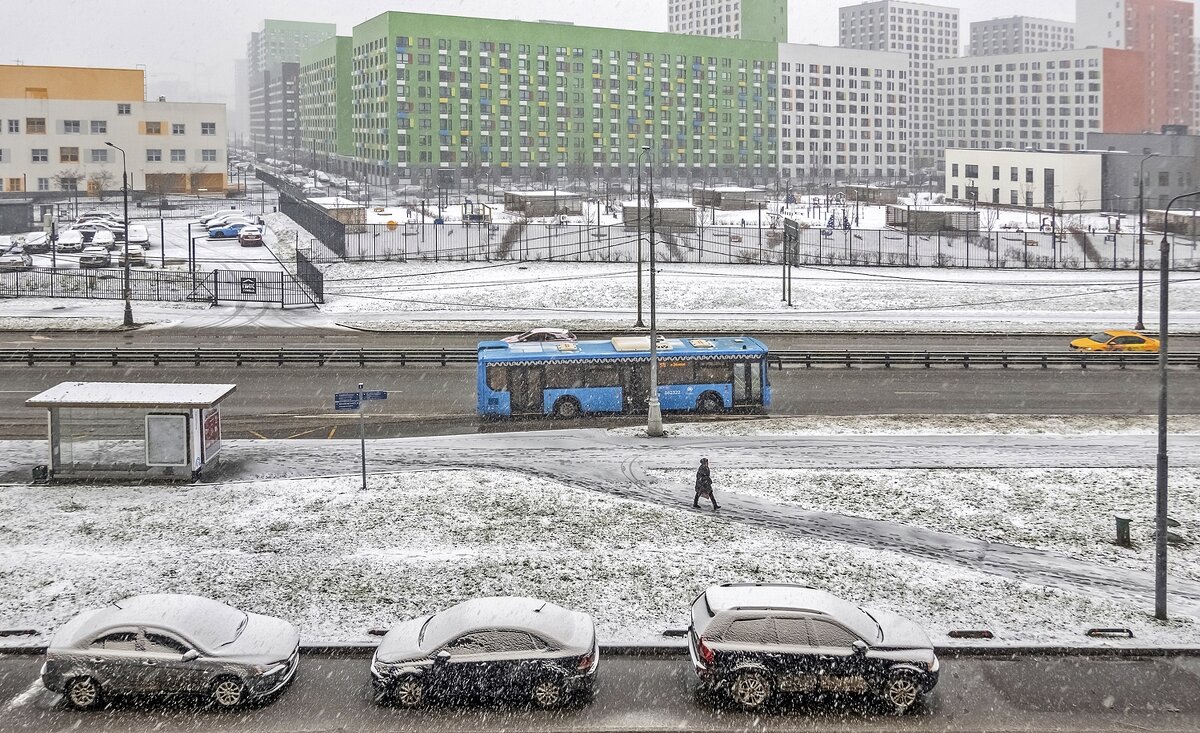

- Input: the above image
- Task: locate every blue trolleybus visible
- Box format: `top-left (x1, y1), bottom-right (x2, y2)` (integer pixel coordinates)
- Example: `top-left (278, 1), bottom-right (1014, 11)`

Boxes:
top-left (477, 335), bottom-right (771, 418)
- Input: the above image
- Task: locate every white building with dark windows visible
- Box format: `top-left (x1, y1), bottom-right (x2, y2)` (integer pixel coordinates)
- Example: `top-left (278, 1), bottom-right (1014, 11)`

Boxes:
top-left (838, 0), bottom-right (960, 174)
top-left (0, 65), bottom-right (226, 195)
top-left (777, 44), bottom-right (910, 184)
top-left (667, 0), bottom-right (789, 42)
top-left (944, 147), bottom-right (1103, 211)
top-left (968, 16), bottom-right (1075, 57)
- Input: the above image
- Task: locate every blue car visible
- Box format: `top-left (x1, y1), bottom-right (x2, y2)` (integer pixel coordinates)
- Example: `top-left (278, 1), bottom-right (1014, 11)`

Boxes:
top-left (208, 222), bottom-right (250, 239)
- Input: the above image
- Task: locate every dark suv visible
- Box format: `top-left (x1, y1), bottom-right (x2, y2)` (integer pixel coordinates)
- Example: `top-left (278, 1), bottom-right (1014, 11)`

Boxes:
top-left (687, 583), bottom-right (939, 712)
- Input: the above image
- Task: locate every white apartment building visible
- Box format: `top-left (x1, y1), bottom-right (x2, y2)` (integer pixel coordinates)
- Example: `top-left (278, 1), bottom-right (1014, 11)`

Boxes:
top-left (777, 44), bottom-right (910, 183)
top-left (944, 147), bottom-right (1104, 211)
top-left (935, 47), bottom-right (1114, 155)
top-left (667, 0), bottom-right (789, 43)
top-left (968, 16), bottom-right (1075, 56)
top-left (0, 66), bottom-right (226, 195)
top-left (838, 0), bottom-right (960, 174)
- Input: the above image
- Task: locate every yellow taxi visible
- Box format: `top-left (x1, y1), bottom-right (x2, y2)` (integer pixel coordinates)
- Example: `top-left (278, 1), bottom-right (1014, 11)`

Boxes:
top-left (1070, 329), bottom-right (1160, 352)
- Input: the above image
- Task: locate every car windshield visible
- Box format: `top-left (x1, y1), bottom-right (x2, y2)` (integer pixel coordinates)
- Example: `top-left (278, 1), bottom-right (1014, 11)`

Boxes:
top-left (1089, 332), bottom-right (1115, 343)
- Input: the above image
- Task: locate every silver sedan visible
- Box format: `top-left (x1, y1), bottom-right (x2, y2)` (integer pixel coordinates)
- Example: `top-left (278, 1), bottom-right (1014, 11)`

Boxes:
top-left (41, 594), bottom-right (299, 710)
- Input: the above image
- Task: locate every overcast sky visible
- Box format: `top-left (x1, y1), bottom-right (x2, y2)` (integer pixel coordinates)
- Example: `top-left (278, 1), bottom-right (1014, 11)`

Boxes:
top-left (0, 0), bottom-right (1098, 105)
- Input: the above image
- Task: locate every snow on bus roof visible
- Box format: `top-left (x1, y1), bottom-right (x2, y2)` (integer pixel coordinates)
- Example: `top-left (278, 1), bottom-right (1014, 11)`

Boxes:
top-left (26, 382), bottom-right (236, 408)
top-left (483, 336), bottom-right (766, 359)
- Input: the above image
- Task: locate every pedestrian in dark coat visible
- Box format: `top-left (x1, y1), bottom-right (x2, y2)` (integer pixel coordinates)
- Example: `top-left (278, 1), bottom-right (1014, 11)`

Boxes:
top-left (693, 458), bottom-right (719, 510)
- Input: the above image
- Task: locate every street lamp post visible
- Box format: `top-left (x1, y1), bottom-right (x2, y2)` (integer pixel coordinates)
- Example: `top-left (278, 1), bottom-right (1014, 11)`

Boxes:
top-left (635, 160), bottom-right (645, 328)
top-left (104, 142), bottom-right (133, 327)
top-left (640, 146), bottom-right (663, 437)
top-left (1153, 190), bottom-right (1200, 621)
top-left (1136, 153), bottom-right (1160, 331)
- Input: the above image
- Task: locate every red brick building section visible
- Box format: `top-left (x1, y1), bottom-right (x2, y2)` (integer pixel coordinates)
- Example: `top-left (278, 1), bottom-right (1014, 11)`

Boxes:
top-left (1126, 0), bottom-right (1195, 131)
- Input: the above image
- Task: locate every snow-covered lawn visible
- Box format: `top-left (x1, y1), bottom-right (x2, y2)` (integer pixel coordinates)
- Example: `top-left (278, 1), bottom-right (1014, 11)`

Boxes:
top-left (1, 463), bottom-right (1196, 647)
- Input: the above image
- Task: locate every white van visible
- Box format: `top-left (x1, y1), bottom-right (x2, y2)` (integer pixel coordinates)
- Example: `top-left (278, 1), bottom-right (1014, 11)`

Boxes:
top-left (126, 223), bottom-right (150, 248)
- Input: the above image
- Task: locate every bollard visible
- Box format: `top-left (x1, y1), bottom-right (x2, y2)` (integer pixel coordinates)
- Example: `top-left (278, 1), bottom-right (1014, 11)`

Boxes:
top-left (1115, 514), bottom-right (1132, 547)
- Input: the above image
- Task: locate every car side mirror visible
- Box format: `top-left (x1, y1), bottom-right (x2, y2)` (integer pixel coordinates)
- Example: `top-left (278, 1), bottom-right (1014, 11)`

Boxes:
top-left (852, 640), bottom-right (868, 656)
top-left (181, 649), bottom-right (201, 662)
top-left (434, 650), bottom-right (451, 664)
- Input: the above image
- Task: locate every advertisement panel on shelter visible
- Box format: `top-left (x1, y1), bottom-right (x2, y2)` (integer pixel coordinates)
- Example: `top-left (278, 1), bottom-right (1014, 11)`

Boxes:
top-left (202, 407), bottom-right (222, 461)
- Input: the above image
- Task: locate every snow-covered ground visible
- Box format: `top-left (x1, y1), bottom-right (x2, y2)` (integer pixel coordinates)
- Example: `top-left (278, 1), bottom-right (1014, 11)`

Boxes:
top-left (3, 415), bottom-right (1200, 648)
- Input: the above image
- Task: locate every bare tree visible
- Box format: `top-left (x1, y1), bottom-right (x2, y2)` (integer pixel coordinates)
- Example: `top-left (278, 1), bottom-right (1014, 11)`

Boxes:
top-left (88, 170), bottom-right (115, 199)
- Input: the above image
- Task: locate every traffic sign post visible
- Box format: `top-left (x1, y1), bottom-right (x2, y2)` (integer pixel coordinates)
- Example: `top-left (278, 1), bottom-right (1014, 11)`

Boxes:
top-left (333, 386), bottom-right (387, 490)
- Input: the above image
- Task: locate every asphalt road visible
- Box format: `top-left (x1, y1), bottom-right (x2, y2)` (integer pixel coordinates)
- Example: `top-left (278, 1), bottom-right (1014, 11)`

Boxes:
top-left (2, 652), bottom-right (1199, 732)
top-left (0, 362), bottom-right (1197, 439)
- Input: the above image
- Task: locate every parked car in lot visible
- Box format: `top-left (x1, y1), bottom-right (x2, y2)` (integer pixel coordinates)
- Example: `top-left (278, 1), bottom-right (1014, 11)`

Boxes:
top-left (55, 230), bottom-right (85, 252)
top-left (115, 244), bottom-right (146, 266)
top-left (78, 247), bottom-right (112, 268)
top-left (0, 248), bottom-right (33, 271)
top-left (198, 209), bottom-right (243, 227)
top-left (687, 583), bottom-right (939, 713)
top-left (90, 229), bottom-right (117, 250)
top-left (502, 328), bottom-right (578, 344)
top-left (1069, 329), bottom-right (1159, 353)
top-left (125, 224), bottom-right (151, 248)
top-left (209, 222), bottom-right (250, 239)
top-left (371, 597), bottom-right (599, 709)
top-left (237, 226), bottom-right (264, 247)
top-left (19, 232), bottom-right (52, 253)
top-left (42, 594), bottom-right (299, 711)
top-left (204, 214), bottom-right (254, 230)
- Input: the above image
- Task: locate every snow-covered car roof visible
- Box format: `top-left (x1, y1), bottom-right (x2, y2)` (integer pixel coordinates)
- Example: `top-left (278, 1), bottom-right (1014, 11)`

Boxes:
top-left (56, 594), bottom-right (247, 650)
top-left (421, 597), bottom-right (593, 651)
top-left (701, 584), bottom-right (877, 641)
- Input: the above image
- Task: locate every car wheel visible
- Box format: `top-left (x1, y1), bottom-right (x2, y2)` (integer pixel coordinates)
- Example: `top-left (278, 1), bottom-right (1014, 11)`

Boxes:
top-left (531, 676), bottom-right (566, 709)
top-left (727, 669), bottom-right (772, 710)
top-left (553, 397), bottom-right (582, 419)
top-left (389, 675), bottom-right (425, 708)
top-left (210, 676), bottom-right (246, 709)
top-left (881, 671), bottom-right (922, 713)
top-left (697, 393), bottom-right (723, 414)
top-left (64, 676), bottom-right (102, 710)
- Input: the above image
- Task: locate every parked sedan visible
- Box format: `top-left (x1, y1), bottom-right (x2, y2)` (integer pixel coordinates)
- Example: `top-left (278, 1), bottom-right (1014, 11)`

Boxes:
top-left (371, 597), bottom-right (599, 709)
top-left (19, 232), bottom-right (52, 254)
top-left (209, 222), bottom-right (250, 239)
top-left (41, 593), bottom-right (299, 710)
top-left (687, 583), bottom-right (939, 713)
top-left (91, 230), bottom-right (117, 251)
top-left (502, 328), bottom-right (578, 344)
top-left (238, 226), bottom-right (264, 247)
top-left (0, 248), bottom-right (33, 271)
top-left (55, 230), bottom-right (85, 252)
top-left (78, 247), bottom-right (111, 268)
top-left (1070, 329), bottom-right (1160, 353)
top-left (115, 244), bottom-right (146, 266)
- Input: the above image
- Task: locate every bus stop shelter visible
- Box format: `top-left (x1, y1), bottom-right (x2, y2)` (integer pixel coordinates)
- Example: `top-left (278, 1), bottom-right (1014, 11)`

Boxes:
top-left (25, 382), bottom-right (236, 481)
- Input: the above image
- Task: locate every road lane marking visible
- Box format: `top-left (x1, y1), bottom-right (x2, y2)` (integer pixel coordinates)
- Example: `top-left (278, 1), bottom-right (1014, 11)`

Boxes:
top-left (894, 391), bottom-right (939, 395)
top-left (4, 679), bottom-right (45, 712)
top-left (247, 430), bottom-right (268, 439)
top-left (286, 427), bottom-right (324, 439)
top-left (328, 426), bottom-right (337, 438)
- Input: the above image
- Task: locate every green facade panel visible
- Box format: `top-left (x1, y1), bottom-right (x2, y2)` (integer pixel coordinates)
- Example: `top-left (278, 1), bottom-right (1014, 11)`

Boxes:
top-left (741, 0), bottom-right (789, 44)
top-left (340, 11), bottom-right (779, 182)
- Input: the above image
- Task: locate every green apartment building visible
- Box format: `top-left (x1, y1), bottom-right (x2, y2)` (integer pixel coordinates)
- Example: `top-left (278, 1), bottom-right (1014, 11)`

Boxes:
top-left (299, 35), bottom-right (354, 167)
top-left (300, 11), bottom-right (779, 186)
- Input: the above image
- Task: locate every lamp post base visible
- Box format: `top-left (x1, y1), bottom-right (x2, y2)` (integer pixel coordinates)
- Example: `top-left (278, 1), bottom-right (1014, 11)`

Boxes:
top-left (646, 399), bottom-right (664, 437)
top-left (123, 300), bottom-right (134, 328)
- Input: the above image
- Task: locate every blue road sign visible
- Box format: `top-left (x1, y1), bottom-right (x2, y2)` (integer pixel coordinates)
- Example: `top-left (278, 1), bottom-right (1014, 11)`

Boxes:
top-left (334, 398), bottom-right (360, 411)
top-left (361, 390), bottom-right (388, 401)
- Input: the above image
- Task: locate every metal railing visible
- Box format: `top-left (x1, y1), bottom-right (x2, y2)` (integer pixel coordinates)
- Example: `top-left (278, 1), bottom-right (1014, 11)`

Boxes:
top-left (3, 347), bottom-right (1197, 370)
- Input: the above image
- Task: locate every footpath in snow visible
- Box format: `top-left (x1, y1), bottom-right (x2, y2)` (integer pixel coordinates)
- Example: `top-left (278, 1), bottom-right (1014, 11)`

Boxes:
top-left (2, 415), bottom-right (1199, 648)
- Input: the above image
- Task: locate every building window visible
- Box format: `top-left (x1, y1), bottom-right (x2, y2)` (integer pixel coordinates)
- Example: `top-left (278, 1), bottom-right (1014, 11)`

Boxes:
top-left (60, 177), bottom-right (78, 191)
top-left (59, 147), bottom-right (79, 163)
top-left (201, 149), bottom-right (217, 162)
top-left (31, 148), bottom-right (47, 162)
top-left (90, 149), bottom-right (109, 163)
top-left (201, 122), bottom-right (216, 135)
top-left (146, 148), bottom-right (161, 162)
top-left (172, 123), bottom-right (186, 135)
top-left (37, 177), bottom-right (50, 191)
top-left (145, 121), bottom-right (162, 134)
top-left (26, 118), bottom-right (46, 134)
top-left (117, 103), bottom-right (131, 115)
top-left (170, 149), bottom-right (185, 162)
top-left (90, 120), bottom-right (107, 134)
top-left (7, 120), bottom-right (18, 133)
top-left (63, 120), bottom-right (81, 134)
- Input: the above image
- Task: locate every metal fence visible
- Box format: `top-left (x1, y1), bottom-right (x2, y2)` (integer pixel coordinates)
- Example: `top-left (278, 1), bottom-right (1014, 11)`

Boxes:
top-left (0, 267), bottom-right (210, 302)
top-left (0, 266), bottom-right (317, 307)
top-left (295, 250), bottom-right (324, 303)
top-left (276, 188), bottom-right (346, 258)
top-left (288, 220), bottom-right (1200, 270)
